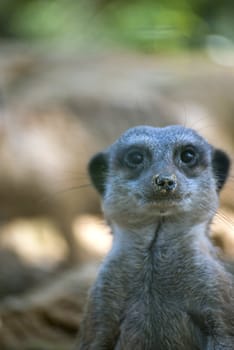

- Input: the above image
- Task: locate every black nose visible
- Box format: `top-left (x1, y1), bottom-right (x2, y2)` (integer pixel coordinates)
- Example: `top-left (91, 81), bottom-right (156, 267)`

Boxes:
top-left (152, 174), bottom-right (177, 192)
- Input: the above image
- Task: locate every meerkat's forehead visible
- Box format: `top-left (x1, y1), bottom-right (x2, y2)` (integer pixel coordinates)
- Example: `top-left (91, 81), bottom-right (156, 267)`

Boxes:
top-left (114, 125), bottom-right (209, 149)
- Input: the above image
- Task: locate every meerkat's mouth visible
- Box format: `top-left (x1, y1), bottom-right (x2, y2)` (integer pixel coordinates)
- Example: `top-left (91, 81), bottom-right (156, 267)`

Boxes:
top-left (134, 192), bottom-right (191, 212)
top-left (146, 193), bottom-right (191, 208)
top-left (150, 191), bottom-right (190, 200)
top-left (146, 197), bottom-right (188, 216)
top-left (148, 200), bottom-right (181, 209)
top-left (148, 195), bottom-right (182, 203)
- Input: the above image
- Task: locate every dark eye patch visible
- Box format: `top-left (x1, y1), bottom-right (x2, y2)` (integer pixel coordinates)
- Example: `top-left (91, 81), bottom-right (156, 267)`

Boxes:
top-left (124, 149), bottom-right (145, 168)
top-left (180, 147), bottom-right (198, 166)
top-left (115, 145), bottom-right (151, 171)
top-left (174, 144), bottom-right (207, 172)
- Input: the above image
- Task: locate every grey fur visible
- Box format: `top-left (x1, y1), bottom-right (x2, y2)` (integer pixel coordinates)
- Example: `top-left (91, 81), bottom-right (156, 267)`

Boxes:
top-left (76, 125), bottom-right (234, 350)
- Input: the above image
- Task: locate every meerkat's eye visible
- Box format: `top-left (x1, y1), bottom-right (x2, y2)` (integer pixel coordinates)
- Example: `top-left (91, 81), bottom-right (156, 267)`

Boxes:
top-left (124, 149), bottom-right (144, 168)
top-left (180, 147), bottom-right (198, 165)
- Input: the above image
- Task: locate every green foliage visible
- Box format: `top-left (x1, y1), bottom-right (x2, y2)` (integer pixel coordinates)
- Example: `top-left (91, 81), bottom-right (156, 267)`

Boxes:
top-left (102, 2), bottom-right (204, 52)
top-left (9, 1), bottom-right (95, 39)
top-left (0, 0), bottom-right (233, 52)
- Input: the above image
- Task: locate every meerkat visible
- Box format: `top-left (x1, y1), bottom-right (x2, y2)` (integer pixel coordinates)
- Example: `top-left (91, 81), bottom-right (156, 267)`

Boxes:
top-left (76, 125), bottom-right (234, 350)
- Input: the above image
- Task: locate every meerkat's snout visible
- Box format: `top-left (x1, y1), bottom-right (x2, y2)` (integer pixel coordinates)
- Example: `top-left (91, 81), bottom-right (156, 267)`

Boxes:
top-left (152, 173), bottom-right (177, 193)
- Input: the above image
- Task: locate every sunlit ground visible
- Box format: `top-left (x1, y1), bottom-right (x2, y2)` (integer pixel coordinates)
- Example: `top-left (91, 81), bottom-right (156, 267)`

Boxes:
top-left (212, 209), bottom-right (234, 259)
top-left (0, 210), bottom-right (233, 269)
top-left (0, 215), bottom-right (112, 267)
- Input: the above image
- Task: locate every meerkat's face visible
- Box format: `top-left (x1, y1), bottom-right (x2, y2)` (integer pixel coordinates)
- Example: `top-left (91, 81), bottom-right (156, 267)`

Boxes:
top-left (88, 125), bottom-right (230, 227)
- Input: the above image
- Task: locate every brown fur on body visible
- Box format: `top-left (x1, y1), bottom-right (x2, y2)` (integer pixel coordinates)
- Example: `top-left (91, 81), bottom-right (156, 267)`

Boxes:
top-left (77, 125), bottom-right (234, 350)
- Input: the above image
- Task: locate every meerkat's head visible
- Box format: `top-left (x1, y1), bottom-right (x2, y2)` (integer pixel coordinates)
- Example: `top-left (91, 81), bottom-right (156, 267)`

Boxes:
top-left (88, 125), bottom-right (230, 227)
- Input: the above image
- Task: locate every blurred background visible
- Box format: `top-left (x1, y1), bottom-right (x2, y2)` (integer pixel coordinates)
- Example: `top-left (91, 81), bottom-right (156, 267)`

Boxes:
top-left (0, 1), bottom-right (233, 349)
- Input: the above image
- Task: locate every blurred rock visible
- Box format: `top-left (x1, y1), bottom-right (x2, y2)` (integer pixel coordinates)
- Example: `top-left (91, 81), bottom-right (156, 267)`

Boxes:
top-left (0, 263), bottom-right (97, 350)
top-left (0, 248), bottom-right (51, 300)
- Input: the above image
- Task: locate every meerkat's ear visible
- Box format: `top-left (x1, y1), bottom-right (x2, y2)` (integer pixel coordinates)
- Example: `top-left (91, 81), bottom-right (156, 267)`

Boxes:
top-left (88, 152), bottom-right (108, 195)
top-left (212, 149), bottom-right (231, 191)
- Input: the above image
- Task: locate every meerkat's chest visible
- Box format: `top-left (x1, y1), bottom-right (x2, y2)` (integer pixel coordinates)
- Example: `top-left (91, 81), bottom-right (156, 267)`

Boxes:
top-left (116, 295), bottom-right (205, 350)
top-left (110, 256), bottom-right (208, 350)
top-left (115, 284), bottom-right (211, 350)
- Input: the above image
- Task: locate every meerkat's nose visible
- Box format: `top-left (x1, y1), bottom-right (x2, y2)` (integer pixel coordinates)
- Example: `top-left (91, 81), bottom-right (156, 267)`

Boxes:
top-left (152, 174), bottom-right (177, 193)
